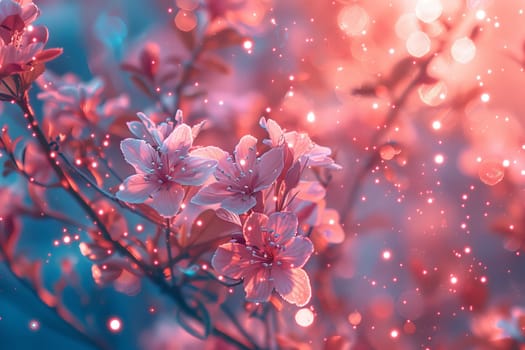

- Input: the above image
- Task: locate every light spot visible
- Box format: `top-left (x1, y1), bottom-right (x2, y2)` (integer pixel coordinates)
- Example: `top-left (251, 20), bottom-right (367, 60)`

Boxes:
top-left (348, 311), bottom-right (362, 326)
top-left (306, 111), bottom-right (316, 123)
top-left (406, 31), bottom-right (431, 57)
top-left (451, 37), bottom-right (476, 64)
top-left (295, 308), bottom-right (314, 327)
top-left (382, 250), bottom-right (392, 260)
top-left (415, 0), bottom-right (443, 23)
top-left (108, 317), bottom-right (122, 332)
top-left (475, 10), bottom-right (486, 20)
top-left (243, 40), bottom-right (253, 51)
top-left (29, 319), bottom-right (40, 331)
top-left (338, 5), bottom-right (369, 36)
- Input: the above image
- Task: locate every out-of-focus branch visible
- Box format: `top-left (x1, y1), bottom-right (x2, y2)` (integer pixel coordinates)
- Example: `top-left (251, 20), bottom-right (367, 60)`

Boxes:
top-left (15, 92), bottom-right (253, 350)
top-left (0, 245), bottom-right (110, 350)
top-left (340, 56), bottom-right (434, 226)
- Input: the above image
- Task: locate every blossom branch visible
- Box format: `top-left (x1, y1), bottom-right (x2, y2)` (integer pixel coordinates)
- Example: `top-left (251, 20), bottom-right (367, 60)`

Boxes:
top-left (15, 92), bottom-right (253, 350)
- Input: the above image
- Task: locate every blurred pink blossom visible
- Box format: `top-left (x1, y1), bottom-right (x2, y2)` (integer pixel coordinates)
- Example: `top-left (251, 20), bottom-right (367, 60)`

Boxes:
top-left (0, 0), bottom-right (61, 79)
top-left (260, 117), bottom-right (341, 170)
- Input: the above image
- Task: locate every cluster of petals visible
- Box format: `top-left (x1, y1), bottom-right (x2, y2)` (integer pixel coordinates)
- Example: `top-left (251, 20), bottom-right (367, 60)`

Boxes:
top-left (37, 72), bottom-right (128, 139)
top-left (191, 135), bottom-right (284, 214)
top-left (0, 0), bottom-right (61, 79)
top-left (116, 112), bottom-right (217, 217)
top-left (212, 212), bottom-right (314, 306)
top-left (260, 117), bottom-right (342, 170)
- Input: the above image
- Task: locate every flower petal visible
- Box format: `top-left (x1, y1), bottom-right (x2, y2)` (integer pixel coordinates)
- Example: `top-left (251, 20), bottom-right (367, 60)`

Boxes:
top-left (234, 135), bottom-right (257, 172)
top-left (127, 121), bottom-right (149, 140)
top-left (272, 268), bottom-right (311, 307)
top-left (190, 146), bottom-right (228, 162)
top-left (268, 212), bottom-right (298, 245)
top-left (279, 237), bottom-right (314, 268)
top-left (116, 174), bottom-right (155, 203)
top-left (148, 184), bottom-right (184, 217)
top-left (173, 156), bottom-right (217, 186)
top-left (161, 123), bottom-right (192, 154)
top-left (120, 138), bottom-right (157, 174)
top-left (191, 182), bottom-right (231, 206)
top-left (212, 242), bottom-right (252, 279)
top-left (261, 118), bottom-right (284, 146)
top-left (243, 212), bottom-right (269, 247)
top-left (222, 194), bottom-right (257, 214)
top-left (21, 3), bottom-right (39, 24)
top-left (244, 267), bottom-right (273, 303)
top-left (253, 147), bottom-right (284, 192)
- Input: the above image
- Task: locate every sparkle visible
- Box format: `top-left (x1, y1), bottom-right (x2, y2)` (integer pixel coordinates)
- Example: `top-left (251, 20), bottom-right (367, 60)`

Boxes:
top-left (295, 308), bottom-right (314, 327)
top-left (108, 317), bottom-right (122, 332)
top-left (306, 111), bottom-right (316, 123)
top-left (29, 319), bottom-right (40, 331)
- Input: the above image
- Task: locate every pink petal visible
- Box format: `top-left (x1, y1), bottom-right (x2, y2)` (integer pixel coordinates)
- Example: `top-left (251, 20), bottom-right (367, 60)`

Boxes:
top-left (191, 182), bottom-right (231, 206)
top-left (272, 267), bottom-right (311, 307)
top-left (127, 121), bottom-right (149, 140)
top-left (264, 118), bottom-right (284, 146)
top-left (21, 3), bottom-right (39, 24)
top-left (116, 174), bottom-right (155, 203)
top-left (234, 135), bottom-right (257, 172)
top-left (212, 242), bottom-right (252, 279)
top-left (222, 193), bottom-right (257, 214)
top-left (244, 267), bottom-right (273, 303)
top-left (161, 123), bottom-right (193, 154)
top-left (243, 212), bottom-right (269, 247)
top-left (136, 112), bottom-right (155, 128)
top-left (319, 209), bottom-right (345, 244)
top-left (215, 208), bottom-right (242, 227)
top-left (190, 146), bottom-right (228, 162)
top-left (278, 237), bottom-right (314, 268)
top-left (34, 48), bottom-right (63, 63)
top-left (0, 1), bottom-right (21, 18)
top-left (148, 184), bottom-right (184, 217)
top-left (172, 156), bottom-right (217, 186)
top-left (215, 156), bottom-right (239, 182)
top-left (253, 147), bottom-right (284, 192)
top-left (295, 180), bottom-right (326, 202)
top-left (268, 212), bottom-right (298, 245)
top-left (120, 138), bottom-right (158, 174)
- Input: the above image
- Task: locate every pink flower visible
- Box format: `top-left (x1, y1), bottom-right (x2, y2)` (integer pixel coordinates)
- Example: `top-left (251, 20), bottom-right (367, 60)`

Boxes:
top-left (260, 117), bottom-right (342, 170)
top-left (36, 72), bottom-right (128, 140)
top-left (116, 123), bottom-right (217, 217)
top-left (0, 1), bottom-right (61, 80)
top-left (191, 135), bottom-right (284, 214)
top-left (212, 212), bottom-right (314, 306)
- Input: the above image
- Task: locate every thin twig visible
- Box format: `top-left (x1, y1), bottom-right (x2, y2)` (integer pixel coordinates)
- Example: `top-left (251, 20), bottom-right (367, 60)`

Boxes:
top-left (340, 56), bottom-right (433, 225)
top-left (58, 152), bottom-right (162, 225)
top-left (15, 93), bottom-right (253, 350)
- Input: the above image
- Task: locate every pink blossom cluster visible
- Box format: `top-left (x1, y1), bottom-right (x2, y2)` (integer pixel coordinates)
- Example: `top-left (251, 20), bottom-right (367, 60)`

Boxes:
top-left (115, 112), bottom-right (342, 306)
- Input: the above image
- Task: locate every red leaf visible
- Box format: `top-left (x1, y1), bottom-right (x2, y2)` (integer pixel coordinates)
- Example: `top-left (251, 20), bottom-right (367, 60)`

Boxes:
top-left (202, 28), bottom-right (246, 51)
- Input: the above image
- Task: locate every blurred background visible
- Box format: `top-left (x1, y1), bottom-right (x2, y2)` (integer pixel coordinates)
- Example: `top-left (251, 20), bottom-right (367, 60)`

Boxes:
top-left (2, 0), bottom-right (525, 349)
